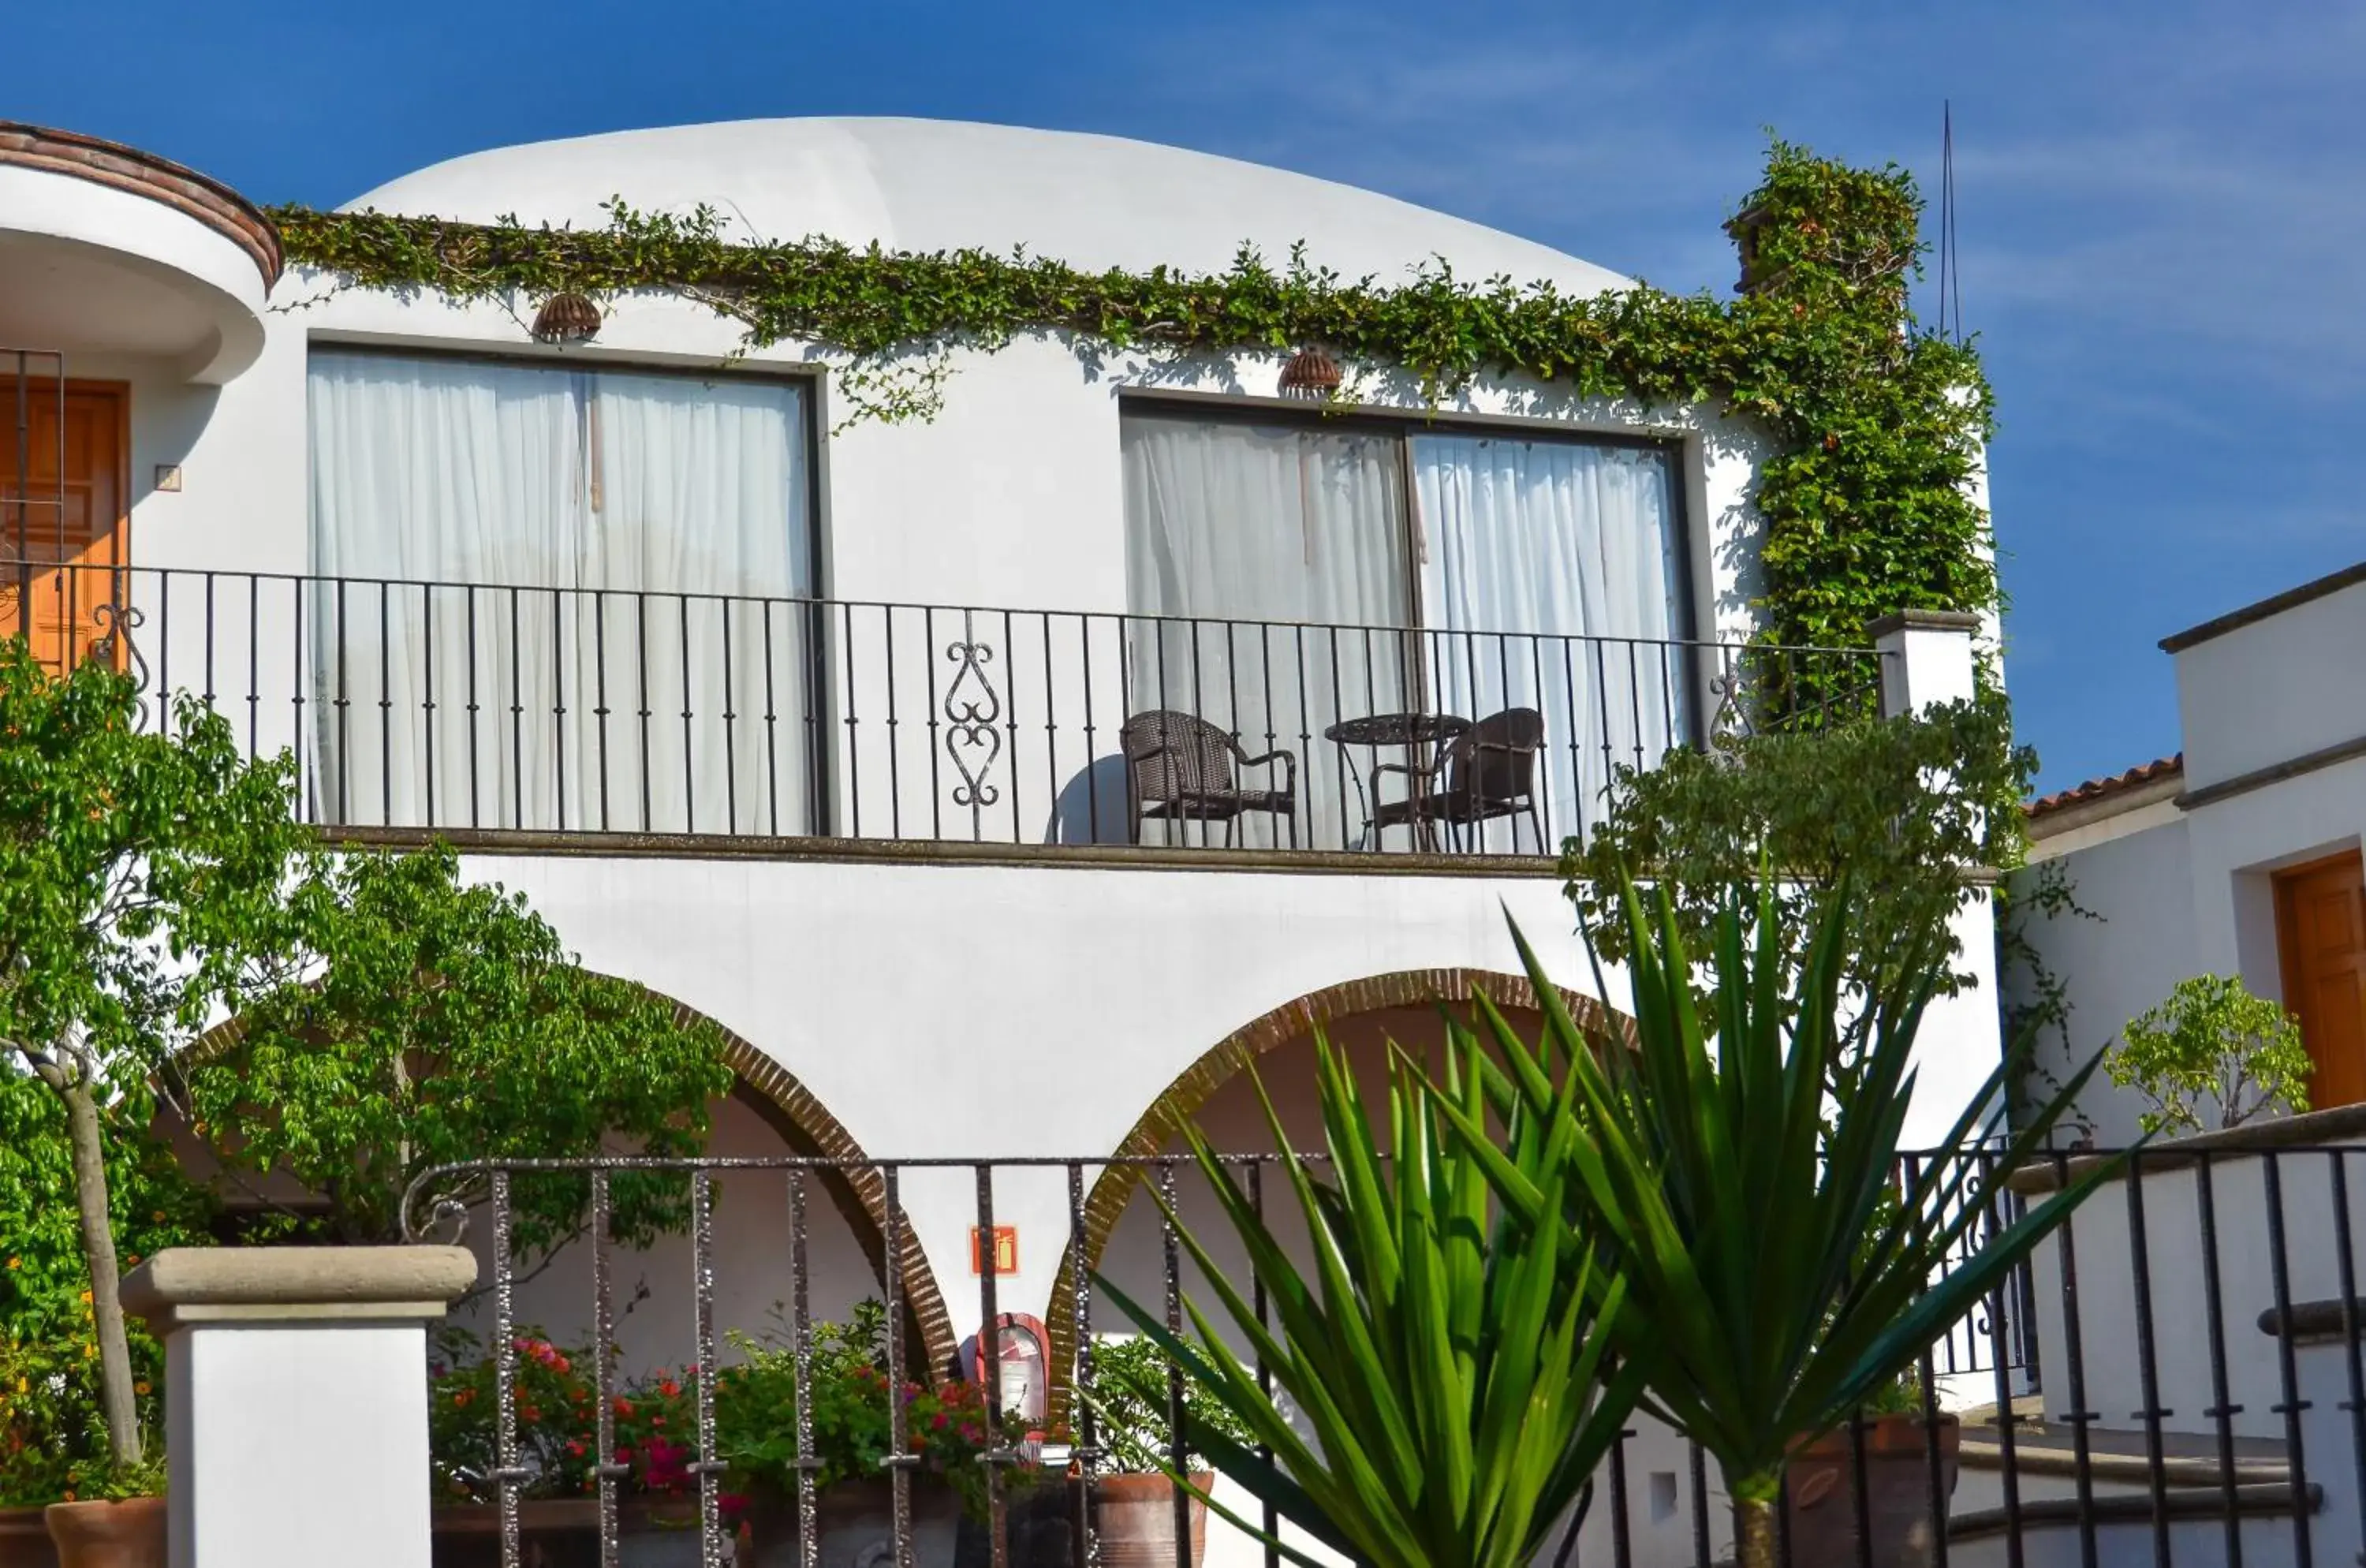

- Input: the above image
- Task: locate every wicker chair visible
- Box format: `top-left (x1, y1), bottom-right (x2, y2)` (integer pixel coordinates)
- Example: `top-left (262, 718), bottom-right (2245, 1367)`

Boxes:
top-left (1121, 710), bottom-right (1299, 847)
top-left (1369, 706), bottom-right (1547, 853)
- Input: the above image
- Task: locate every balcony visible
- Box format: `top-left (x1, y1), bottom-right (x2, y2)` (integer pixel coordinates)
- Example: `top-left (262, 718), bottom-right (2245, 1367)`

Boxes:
top-left (24, 563), bottom-right (1884, 862)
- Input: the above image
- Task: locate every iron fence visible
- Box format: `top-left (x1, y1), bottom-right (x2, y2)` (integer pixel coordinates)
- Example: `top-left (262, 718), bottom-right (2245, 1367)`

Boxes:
top-left (375, 1141), bottom-right (2366, 1568)
top-left (13, 563), bottom-right (1884, 856)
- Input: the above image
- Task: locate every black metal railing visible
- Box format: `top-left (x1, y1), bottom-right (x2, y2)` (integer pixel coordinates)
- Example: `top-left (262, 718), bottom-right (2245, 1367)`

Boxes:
top-left (10, 563), bottom-right (1886, 858)
top-left (375, 1139), bottom-right (2366, 1568)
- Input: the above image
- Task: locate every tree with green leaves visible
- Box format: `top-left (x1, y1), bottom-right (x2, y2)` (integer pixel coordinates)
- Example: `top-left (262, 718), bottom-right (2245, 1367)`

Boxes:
top-left (1437, 882), bottom-right (2119, 1568)
top-left (0, 644), bottom-right (307, 1471)
top-left (0, 1073), bottom-right (215, 1504)
top-left (180, 842), bottom-right (737, 1270)
top-left (1562, 693), bottom-right (2031, 1055)
top-left (2108, 974), bottom-right (2311, 1135)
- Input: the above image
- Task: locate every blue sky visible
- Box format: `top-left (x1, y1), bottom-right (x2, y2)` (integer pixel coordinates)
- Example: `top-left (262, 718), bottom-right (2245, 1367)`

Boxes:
top-left (17, 1), bottom-right (2363, 792)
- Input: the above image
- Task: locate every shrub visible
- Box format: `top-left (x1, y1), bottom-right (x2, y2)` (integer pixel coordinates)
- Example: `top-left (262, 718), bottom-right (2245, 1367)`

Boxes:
top-left (2107, 975), bottom-right (2311, 1136)
top-left (713, 1301), bottom-right (1055, 1521)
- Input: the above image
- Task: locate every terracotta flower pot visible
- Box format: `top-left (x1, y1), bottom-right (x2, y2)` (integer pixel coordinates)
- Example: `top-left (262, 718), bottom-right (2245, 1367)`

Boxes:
top-left (0, 1507), bottom-right (59, 1568)
top-left (1088, 1473), bottom-right (1210, 1568)
top-left (41, 1499), bottom-right (165, 1568)
top-left (1784, 1413), bottom-right (1959, 1568)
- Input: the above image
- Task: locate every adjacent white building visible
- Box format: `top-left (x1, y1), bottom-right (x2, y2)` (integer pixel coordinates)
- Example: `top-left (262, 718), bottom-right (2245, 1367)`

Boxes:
top-left (2018, 558), bottom-right (2366, 1144)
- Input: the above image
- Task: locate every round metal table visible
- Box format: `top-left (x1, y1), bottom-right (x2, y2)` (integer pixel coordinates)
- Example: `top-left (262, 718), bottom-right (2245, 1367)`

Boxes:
top-left (1323, 711), bottom-right (1472, 850)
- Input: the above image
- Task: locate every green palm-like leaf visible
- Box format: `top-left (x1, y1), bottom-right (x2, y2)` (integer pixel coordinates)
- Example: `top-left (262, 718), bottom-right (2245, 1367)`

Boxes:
top-left (1092, 1025), bottom-right (1646, 1568)
top-left (1428, 868), bottom-right (2125, 1560)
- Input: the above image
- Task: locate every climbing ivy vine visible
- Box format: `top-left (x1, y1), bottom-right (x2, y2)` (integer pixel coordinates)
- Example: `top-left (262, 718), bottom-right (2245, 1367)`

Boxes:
top-left (265, 137), bottom-right (1995, 653)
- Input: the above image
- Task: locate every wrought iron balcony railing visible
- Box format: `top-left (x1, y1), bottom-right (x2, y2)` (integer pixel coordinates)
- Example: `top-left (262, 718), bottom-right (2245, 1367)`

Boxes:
top-left (10, 564), bottom-right (1885, 856)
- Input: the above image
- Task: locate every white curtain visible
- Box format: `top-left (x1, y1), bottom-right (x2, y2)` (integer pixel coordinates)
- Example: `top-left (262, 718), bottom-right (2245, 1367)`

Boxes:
top-left (1121, 414), bottom-right (1411, 849)
top-left (308, 353), bottom-right (813, 834)
top-left (1413, 433), bottom-right (1687, 850)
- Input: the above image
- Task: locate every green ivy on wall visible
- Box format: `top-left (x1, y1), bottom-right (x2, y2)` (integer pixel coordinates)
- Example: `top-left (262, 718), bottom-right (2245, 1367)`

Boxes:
top-left (264, 138), bottom-right (1995, 655)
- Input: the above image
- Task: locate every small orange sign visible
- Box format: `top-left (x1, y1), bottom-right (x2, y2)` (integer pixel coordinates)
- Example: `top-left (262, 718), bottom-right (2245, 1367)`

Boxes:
top-left (971, 1226), bottom-right (1019, 1275)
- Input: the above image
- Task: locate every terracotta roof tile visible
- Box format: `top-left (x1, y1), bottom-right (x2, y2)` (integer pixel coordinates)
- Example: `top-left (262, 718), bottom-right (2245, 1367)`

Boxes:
top-left (2026, 754), bottom-right (2183, 819)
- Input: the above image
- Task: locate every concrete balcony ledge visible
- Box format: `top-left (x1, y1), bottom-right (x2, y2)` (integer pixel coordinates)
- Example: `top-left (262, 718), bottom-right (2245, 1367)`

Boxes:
top-left (120, 1245), bottom-right (477, 1331)
top-left (2005, 1102), bottom-right (2366, 1195)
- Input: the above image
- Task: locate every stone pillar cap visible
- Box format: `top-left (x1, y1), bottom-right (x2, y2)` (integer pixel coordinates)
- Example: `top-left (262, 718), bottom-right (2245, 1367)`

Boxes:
top-left (121, 1245), bottom-right (478, 1331)
top-left (1864, 608), bottom-right (1980, 640)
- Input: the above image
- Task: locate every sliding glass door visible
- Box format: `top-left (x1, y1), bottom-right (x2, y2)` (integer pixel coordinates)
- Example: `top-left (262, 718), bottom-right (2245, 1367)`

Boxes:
top-left (307, 350), bottom-right (815, 834)
top-left (1413, 431), bottom-right (1687, 848)
top-left (1121, 405), bottom-right (1689, 852)
top-left (1121, 412), bottom-right (1413, 849)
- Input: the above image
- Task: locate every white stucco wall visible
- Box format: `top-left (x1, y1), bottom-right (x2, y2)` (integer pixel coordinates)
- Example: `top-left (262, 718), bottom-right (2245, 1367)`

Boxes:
top-left (2027, 1144), bottom-right (2366, 1447)
top-left (2009, 817), bottom-right (2200, 1147)
top-left (456, 851), bottom-right (1592, 1324)
top-left (2177, 578), bottom-right (2366, 796)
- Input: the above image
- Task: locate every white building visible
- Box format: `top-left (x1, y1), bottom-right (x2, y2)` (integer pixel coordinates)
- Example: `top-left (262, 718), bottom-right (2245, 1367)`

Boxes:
top-left (2018, 558), bottom-right (2366, 1145)
top-left (1998, 563), bottom-right (2366, 1566)
top-left (6, 115), bottom-right (2014, 1566)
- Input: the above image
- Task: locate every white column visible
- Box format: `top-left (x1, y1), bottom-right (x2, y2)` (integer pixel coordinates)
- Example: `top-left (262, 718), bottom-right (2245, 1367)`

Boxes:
top-left (1867, 609), bottom-right (1980, 719)
top-left (1865, 611), bottom-right (1993, 1131)
top-left (121, 1246), bottom-right (476, 1568)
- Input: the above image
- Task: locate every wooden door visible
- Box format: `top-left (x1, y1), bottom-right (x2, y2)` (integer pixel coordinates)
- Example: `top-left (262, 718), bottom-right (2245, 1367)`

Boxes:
top-left (2275, 850), bottom-right (2366, 1110)
top-left (0, 381), bottom-right (129, 674)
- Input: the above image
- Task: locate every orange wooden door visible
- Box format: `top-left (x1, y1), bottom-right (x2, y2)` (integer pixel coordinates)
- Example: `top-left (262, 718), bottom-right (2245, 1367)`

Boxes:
top-left (0, 382), bottom-right (128, 674)
top-left (2275, 851), bottom-right (2366, 1111)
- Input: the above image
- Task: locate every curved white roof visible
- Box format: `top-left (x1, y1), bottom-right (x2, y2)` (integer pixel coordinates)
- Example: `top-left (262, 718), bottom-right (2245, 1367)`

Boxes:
top-left (347, 118), bottom-right (1629, 297)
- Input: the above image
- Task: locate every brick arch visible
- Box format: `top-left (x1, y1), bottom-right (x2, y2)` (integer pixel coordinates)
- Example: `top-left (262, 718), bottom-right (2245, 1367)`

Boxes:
top-left (177, 976), bottom-right (957, 1373)
top-left (698, 1013), bottom-right (958, 1374)
top-left (1041, 966), bottom-right (1629, 1402)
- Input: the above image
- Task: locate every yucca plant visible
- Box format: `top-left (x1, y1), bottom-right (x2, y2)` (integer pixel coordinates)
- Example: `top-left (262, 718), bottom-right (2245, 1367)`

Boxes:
top-left (1431, 875), bottom-right (2123, 1568)
top-left (1093, 1025), bottom-right (1648, 1568)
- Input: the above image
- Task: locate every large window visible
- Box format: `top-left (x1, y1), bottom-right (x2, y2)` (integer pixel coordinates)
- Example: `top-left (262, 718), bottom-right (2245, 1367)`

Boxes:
top-left (307, 349), bottom-right (815, 834)
top-left (1121, 406), bottom-right (1689, 849)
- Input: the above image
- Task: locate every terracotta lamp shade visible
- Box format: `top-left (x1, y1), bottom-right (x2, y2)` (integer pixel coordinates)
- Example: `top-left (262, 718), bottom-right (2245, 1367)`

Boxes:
top-left (1275, 345), bottom-right (1342, 400)
top-left (532, 292), bottom-right (602, 343)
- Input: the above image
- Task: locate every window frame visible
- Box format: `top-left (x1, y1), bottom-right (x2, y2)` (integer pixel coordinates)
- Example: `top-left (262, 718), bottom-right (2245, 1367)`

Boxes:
top-left (1114, 390), bottom-right (1699, 648)
top-left (303, 338), bottom-right (830, 603)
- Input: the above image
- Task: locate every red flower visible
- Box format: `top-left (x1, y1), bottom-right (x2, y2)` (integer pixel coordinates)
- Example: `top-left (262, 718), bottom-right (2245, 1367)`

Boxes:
top-left (567, 1441), bottom-right (586, 1458)
top-left (614, 1398), bottom-right (634, 1417)
top-left (659, 1379), bottom-right (681, 1398)
top-left (931, 1413), bottom-right (948, 1432)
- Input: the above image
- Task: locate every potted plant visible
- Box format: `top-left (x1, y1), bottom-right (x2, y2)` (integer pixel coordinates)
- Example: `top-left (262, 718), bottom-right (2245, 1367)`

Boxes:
top-left (1074, 1334), bottom-right (1254, 1568)
top-left (1778, 1372), bottom-right (1958, 1568)
top-left (39, 1457), bottom-right (166, 1568)
top-left (428, 1332), bottom-right (752, 1568)
top-left (428, 1329), bottom-right (608, 1566)
top-left (715, 1302), bottom-right (1015, 1568)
